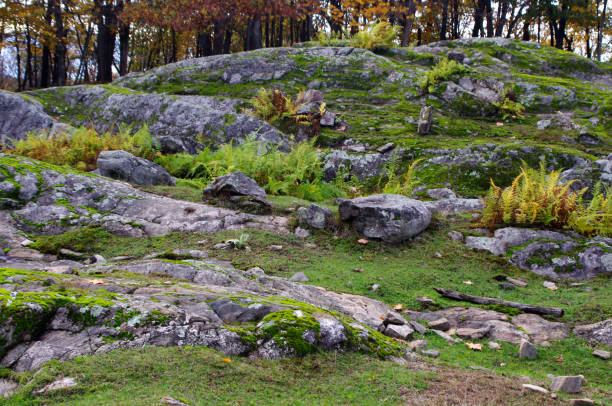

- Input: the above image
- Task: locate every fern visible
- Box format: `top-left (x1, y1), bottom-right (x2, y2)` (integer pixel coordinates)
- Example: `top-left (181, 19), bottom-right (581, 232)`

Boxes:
top-left (418, 57), bottom-right (470, 94)
top-left (481, 162), bottom-right (610, 237)
top-left (349, 21), bottom-right (399, 51)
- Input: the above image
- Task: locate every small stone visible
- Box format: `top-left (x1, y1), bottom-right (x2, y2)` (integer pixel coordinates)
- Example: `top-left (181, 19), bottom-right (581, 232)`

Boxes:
top-left (267, 245), bottom-right (283, 251)
top-left (549, 376), bottom-right (583, 393)
top-left (160, 397), bottom-right (190, 405)
top-left (518, 340), bottom-right (537, 359)
top-left (377, 142), bottom-right (395, 154)
top-left (428, 318), bottom-right (450, 331)
top-left (409, 321), bottom-right (427, 335)
top-left (213, 242), bottom-right (231, 250)
top-left (416, 296), bottom-right (435, 306)
top-left (507, 277), bottom-right (527, 287)
top-left (384, 312), bottom-right (406, 326)
top-left (420, 349), bottom-right (440, 358)
top-left (456, 326), bottom-right (490, 340)
top-left (352, 268), bottom-right (363, 273)
top-left (488, 341), bottom-right (501, 350)
top-left (289, 272), bottom-right (309, 282)
top-left (34, 377), bottom-right (77, 395)
top-left (417, 105), bottom-right (433, 135)
top-left (543, 281), bottom-right (558, 290)
top-left (432, 329), bottom-right (460, 345)
top-left (448, 230), bottom-right (464, 242)
top-left (434, 252), bottom-right (442, 258)
top-left (384, 323), bottom-right (414, 340)
top-left (499, 282), bottom-right (516, 290)
top-left (569, 399), bottom-right (595, 406)
top-left (59, 248), bottom-right (87, 258)
top-left (522, 384), bottom-right (549, 394)
top-left (0, 378), bottom-right (17, 399)
top-left (409, 340), bottom-right (428, 351)
top-left (294, 227), bottom-right (310, 238)
top-left (592, 349), bottom-right (610, 360)
top-left (20, 239), bottom-right (34, 247)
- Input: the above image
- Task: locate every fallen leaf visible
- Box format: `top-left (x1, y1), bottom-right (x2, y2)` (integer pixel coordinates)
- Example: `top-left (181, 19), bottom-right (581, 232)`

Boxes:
top-left (352, 268), bottom-right (364, 273)
top-left (555, 355), bottom-right (564, 362)
top-left (379, 316), bottom-right (384, 320)
top-left (496, 122), bottom-right (504, 126)
top-left (393, 304), bottom-right (403, 311)
top-left (357, 238), bottom-right (369, 245)
top-left (222, 358), bottom-right (232, 363)
top-left (466, 343), bottom-right (482, 351)
top-left (88, 279), bottom-right (104, 285)
top-left (463, 280), bottom-right (473, 285)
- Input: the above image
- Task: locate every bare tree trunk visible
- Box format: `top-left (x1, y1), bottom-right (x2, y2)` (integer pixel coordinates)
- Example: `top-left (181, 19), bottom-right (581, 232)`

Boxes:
top-left (495, 0), bottom-right (509, 36)
top-left (473, 0), bottom-right (487, 37)
top-left (440, 0), bottom-right (449, 40)
top-left (595, 0), bottom-right (608, 60)
top-left (486, 0), bottom-right (494, 37)
top-left (53, 0), bottom-right (66, 86)
top-left (401, 0), bottom-right (416, 46)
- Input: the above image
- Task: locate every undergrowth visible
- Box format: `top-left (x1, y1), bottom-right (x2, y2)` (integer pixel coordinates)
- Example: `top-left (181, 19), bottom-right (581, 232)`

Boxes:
top-left (418, 57), bottom-right (470, 94)
top-left (480, 162), bottom-right (611, 236)
top-left (349, 21), bottom-right (400, 51)
top-left (155, 139), bottom-right (346, 202)
top-left (6, 126), bottom-right (157, 171)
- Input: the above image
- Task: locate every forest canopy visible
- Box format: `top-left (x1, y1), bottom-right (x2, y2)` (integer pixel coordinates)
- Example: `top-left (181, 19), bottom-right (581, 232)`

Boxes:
top-left (0, 0), bottom-right (610, 91)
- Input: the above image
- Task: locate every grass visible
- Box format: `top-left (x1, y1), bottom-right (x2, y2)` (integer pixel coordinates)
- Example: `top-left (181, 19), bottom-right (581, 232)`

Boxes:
top-left (4, 346), bottom-right (580, 405)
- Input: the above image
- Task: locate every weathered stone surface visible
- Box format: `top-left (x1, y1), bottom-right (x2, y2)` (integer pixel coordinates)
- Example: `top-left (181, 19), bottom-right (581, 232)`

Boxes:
top-left (512, 313), bottom-right (569, 344)
top-left (339, 194), bottom-right (431, 244)
top-left (0, 90), bottom-right (66, 146)
top-left (549, 376), bottom-right (583, 393)
top-left (298, 204), bottom-right (335, 230)
top-left (428, 318), bottom-right (450, 331)
top-left (417, 105), bottom-right (433, 135)
top-left (522, 384), bottom-right (548, 394)
top-left (29, 85), bottom-right (289, 152)
top-left (289, 272), bottom-right (309, 282)
top-left (2, 154), bottom-right (288, 237)
top-left (203, 172), bottom-right (271, 214)
top-left (592, 349), bottom-right (610, 360)
top-left (574, 319), bottom-right (612, 347)
top-left (456, 326), bottom-right (490, 340)
top-left (34, 377), bottom-right (77, 395)
top-left (384, 324), bottom-right (414, 340)
top-left (569, 399), bottom-right (595, 405)
top-left (518, 340), bottom-right (537, 359)
top-left (97, 150), bottom-right (175, 186)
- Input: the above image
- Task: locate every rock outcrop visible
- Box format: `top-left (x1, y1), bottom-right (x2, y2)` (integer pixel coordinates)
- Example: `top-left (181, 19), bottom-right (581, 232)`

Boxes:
top-left (1, 154), bottom-right (287, 237)
top-left (202, 172), bottom-right (272, 214)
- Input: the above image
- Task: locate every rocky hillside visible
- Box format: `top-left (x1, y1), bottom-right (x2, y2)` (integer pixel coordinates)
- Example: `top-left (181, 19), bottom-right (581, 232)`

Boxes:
top-left (0, 39), bottom-right (611, 404)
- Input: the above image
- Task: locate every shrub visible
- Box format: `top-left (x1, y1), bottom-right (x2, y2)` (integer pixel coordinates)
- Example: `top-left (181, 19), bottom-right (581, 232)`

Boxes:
top-left (495, 86), bottom-right (525, 119)
top-left (248, 88), bottom-right (324, 136)
top-left (7, 125), bottom-right (157, 171)
top-left (349, 21), bottom-right (399, 51)
top-left (155, 139), bottom-right (346, 202)
top-left (418, 57), bottom-right (470, 94)
top-left (481, 162), bottom-right (611, 236)
top-left (315, 30), bottom-right (348, 47)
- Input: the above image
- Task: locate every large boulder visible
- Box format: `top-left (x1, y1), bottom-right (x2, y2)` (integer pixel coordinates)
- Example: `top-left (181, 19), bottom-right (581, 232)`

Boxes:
top-left (339, 194), bottom-right (431, 243)
top-left (96, 150), bottom-right (175, 186)
top-left (0, 90), bottom-right (63, 146)
top-left (203, 172), bottom-right (271, 214)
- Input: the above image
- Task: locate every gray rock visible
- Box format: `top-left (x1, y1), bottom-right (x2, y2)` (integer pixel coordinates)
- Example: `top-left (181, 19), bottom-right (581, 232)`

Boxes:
top-left (522, 384), bottom-right (548, 394)
top-left (465, 236), bottom-right (505, 256)
top-left (34, 377), bottom-right (77, 395)
top-left (592, 349), bottom-right (610, 360)
top-left (448, 230), bottom-right (464, 242)
top-left (31, 85), bottom-right (289, 152)
top-left (549, 376), bottom-right (583, 393)
top-left (314, 313), bottom-right (347, 348)
top-left (428, 318), bottom-right (450, 331)
top-left (0, 90), bottom-right (63, 146)
top-left (420, 349), bottom-right (440, 358)
top-left (97, 150), bottom-right (175, 186)
top-left (209, 299), bottom-right (280, 323)
top-left (425, 188), bottom-right (456, 199)
top-left (410, 321), bottom-right (427, 334)
top-left (423, 198), bottom-right (484, 214)
top-left (289, 272), bottom-right (309, 282)
top-left (0, 378), bottom-right (17, 398)
top-left (377, 142), bottom-right (395, 153)
top-left (384, 312), bottom-right (407, 326)
top-left (518, 340), bottom-right (537, 359)
top-left (294, 227), bottom-right (310, 238)
top-left (537, 119), bottom-right (552, 130)
top-left (161, 397), bottom-right (190, 406)
top-left (384, 323), bottom-right (414, 340)
top-left (488, 341), bottom-right (501, 350)
top-left (298, 204), bottom-right (334, 230)
top-left (320, 111), bottom-right (336, 127)
top-left (417, 105), bottom-right (433, 135)
top-left (408, 339), bottom-right (428, 351)
top-left (456, 326), bottom-right (490, 340)
top-left (202, 172), bottom-right (271, 214)
top-left (574, 319), bottom-right (612, 346)
top-left (339, 194), bottom-right (431, 244)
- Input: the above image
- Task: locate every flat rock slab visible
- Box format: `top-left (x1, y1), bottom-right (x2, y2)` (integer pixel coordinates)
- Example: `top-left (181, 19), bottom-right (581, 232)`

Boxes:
top-left (549, 376), bottom-right (583, 393)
